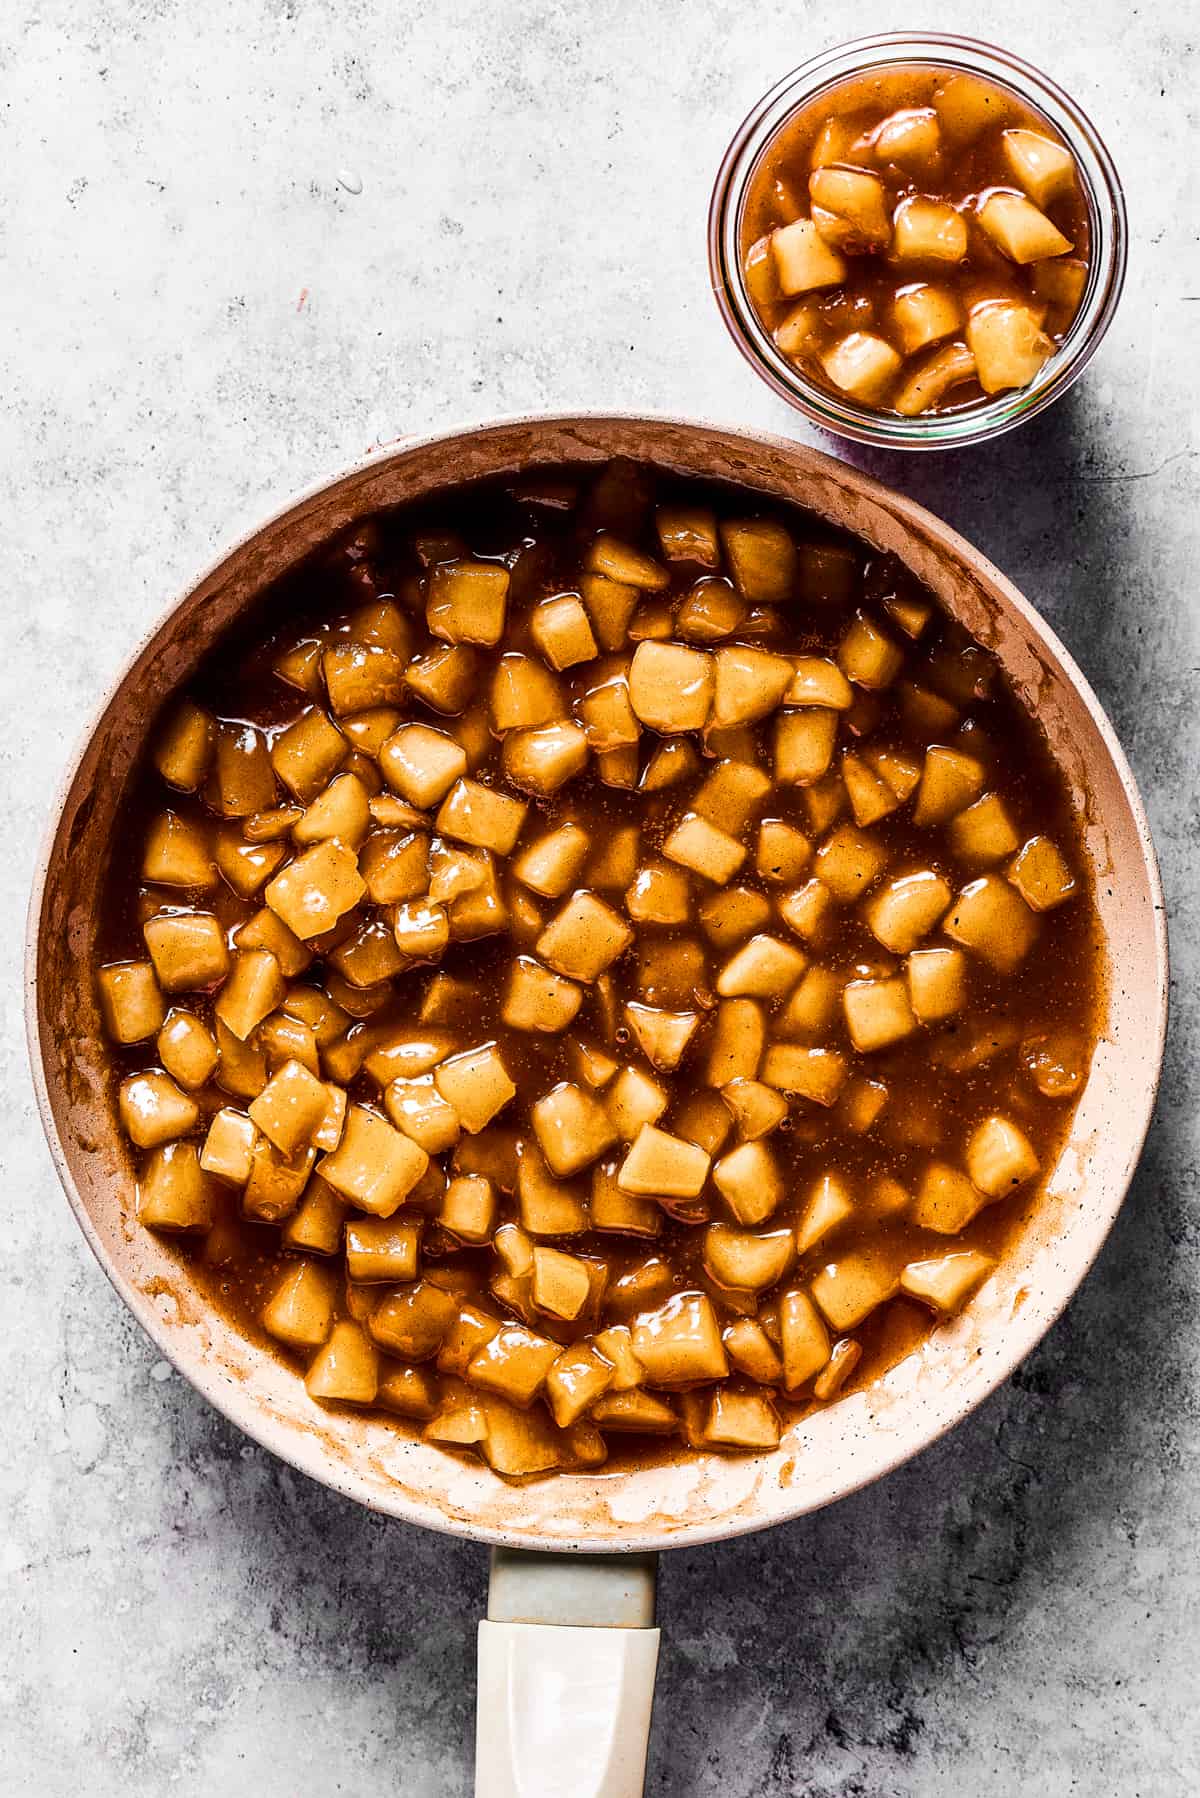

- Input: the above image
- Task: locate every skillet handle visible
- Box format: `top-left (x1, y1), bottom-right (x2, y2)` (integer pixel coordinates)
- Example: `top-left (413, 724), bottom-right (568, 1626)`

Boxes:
top-left (474, 1547), bottom-right (660, 1798)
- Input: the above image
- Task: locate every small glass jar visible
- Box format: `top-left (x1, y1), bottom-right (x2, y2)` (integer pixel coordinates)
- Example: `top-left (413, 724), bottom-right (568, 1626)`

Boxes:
top-left (708, 32), bottom-right (1127, 449)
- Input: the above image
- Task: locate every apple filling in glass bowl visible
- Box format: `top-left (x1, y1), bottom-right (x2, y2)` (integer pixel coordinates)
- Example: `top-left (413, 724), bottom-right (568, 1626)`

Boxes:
top-left (740, 64), bottom-right (1091, 414)
top-left (95, 458), bottom-right (1100, 1480)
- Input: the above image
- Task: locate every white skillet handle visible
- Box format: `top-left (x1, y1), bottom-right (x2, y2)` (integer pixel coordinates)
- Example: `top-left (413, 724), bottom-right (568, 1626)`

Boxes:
top-left (475, 1548), bottom-right (660, 1798)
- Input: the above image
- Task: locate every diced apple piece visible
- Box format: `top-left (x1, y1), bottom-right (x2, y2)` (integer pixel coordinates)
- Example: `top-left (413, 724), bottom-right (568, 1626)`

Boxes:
top-left (531, 1246), bottom-right (593, 1322)
top-left (305, 1321), bottom-right (378, 1405)
top-left (97, 961), bottom-right (164, 1044)
top-left (379, 724), bottom-right (466, 808)
top-left (384, 1075), bottom-right (460, 1154)
top-left (814, 823), bottom-right (889, 902)
top-left (698, 885), bottom-right (770, 950)
top-left (153, 701), bottom-right (215, 791)
top-left (406, 643), bottom-right (477, 715)
top-left (530, 1082), bottom-right (617, 1177)
top-left (770, 218), bottom-right (848, 294)
top-left (1031, 256), bottom-right (1087, 311)
top-left (978, 190), bottom-right (1072, 264)
top-left (778, 965), bottom-right (842, 1040)
top-left (265, 839), bottom-right (365, 941)
top-left (511, 822), bottom-right (588, 900)
top-left (944, 874), bottom-right (1038, 972)
top-left (837, 612), bottom-right (903, 690)
top-left (717, 933), bottom-right (807, 999)
top-left (793, 1171), bottom-right (853, 1255)
top-left (775, 709), bottom-right (838, 786)
top-left (514, 1143), bottom-right (588, 1237)
top-left (874, 106), bottom-right (941, 170)
top-left (966, 1114), bottom-right (1040, 1198)
top-left (531, 595), bottom-right (599, 670)
top-left (843, 976), bottom-right (916, 1052)
top-left (344, 1216), bottom-right (420, 1285)
top-left (901, 1250), bottom-right (995, 1314)
top-left (761, 1044), bottom-right (847, 1107)
top-left (1000, 127), bottom-right (1076, 208)
top-left (377, 1363), bottom-right (441, 1422)
top-left (777, 880), bottom-right (836, 948)
top-left (674, 581), bottom-right (745, 645)
top-left (835, 1075), bottom-right (888, 1135)
top-left (576, 670), bottom-right (640, 752)
top-left (821, 332), bottom-right (902, 404)
top-left (590, 1160), bottom-right (661, 1236)
top-left (773, 300), bottom-right (821, 359)
top-left (248, 1058), bottom-right (331, 1156)
top-left (630, 1292), bottom-right (728, 1386)
top-left (623, 1003), bottom-right (700, 1074)
top-left (906, 946), bottom-right (968, 1023)
top-left (892, 195), bottom-right (968, 263)
top-left (258, 1259), bottom-right (336, 1351)
top-left (640, 739), bottom-right (701, 795)
top-left (591, 1390), bottom-right (677, 1434)
top-left (619, 1124), bottom-right (710, 1198)
top-left (842, 751), bottom-right (901, 827)
top-left (502, 721), bottom-right (589, 796)
top-left (719, 520), bottom-right (797, 604)
top-left (894, 342), bottom-right (977, 416)
top-left (721, 1078), bottom-right (787, 1142)
top-left (536, 890), bottom-right (632, 982)
top-left (142, 811), bottom-right (215, 889)
top-left (1008, 835), bottom-right (1077, 910)
top-left (967, 301), bottom-right (1054, 393)
top-left (863, 870), bottom-right (953, 954)
top-left (703, 1388), bottom-right (781, 1451)
top-left (426, 559), bottom-right (509, 646)
top-left (242, 1136), bottom-right (316, 1222)
top-left (604, 1066), bottom-right (667, 1143)
top-left (778, 1289), bottom-right (831, 1390)
top-left (435, 779), bottom-right (528, 856)
top-left (810, 1250), bottom-right (898, 1330)
top-left (911, 1161), bottom-right (987, 1234)
top-left (723, 1317), bottom-right (784, 1384)
top-left (370, 1281), bottom-right (458, 1362)
top-left (948, 792), bottom-right (1021, 864)
top-left (712, 646), bottom-right (793, 727)
top-left (467, 1323), bottom-right (564, 1416)
top-left (579, 574), bottom-right (639, 652)
top-left (214, 947), bottom-right (286, 1042)
top-left (655, 505), bottom-right (721, 567)
top-left (704, 1223), bottom-right (793, 1293)
top-left (625, 862), bottom-right (692, 927)
top-left (809, 165), bottom-right (892, 249)
top-left (912, 745), bottom-right (986, 827)
top-left (434, 1044), bottom-right (516, 1135)
top-left (693, 762), bottom-right (771, 839)
top-left (501, 957), bottom-right (583, 1034)
top-left (712, 1140), bottom-right (782, 1226)
top-left (704, 998), bottom-right (765, 1086)
top-left (196, 1107), bottom-right (255, 1185)
top-left (136, 1141), bottom-right (213, 1233)
top-left (628, 641), bottom-right (714, 731)
top-left (317, 1105), bottom-right (428, 1216)
top-left (545, 1344), bottom-right (615, 1427)
top-left (119, 1071), bottom-right (199, 1150)
top-left (662, 813), bottom-right (746, 883)
top-left (434, 1174), bottom-right (495, 1245)
top-left (215, 722), bottom-right (278, 816)
top-left (812, 1337), bottom-right (863, 1402)
top-left (933, 71), bottom-right (1007, 142)
top-left (585, 532), bottom-right (670, 593)
top-left (755, 820), bottom-right (811, 886)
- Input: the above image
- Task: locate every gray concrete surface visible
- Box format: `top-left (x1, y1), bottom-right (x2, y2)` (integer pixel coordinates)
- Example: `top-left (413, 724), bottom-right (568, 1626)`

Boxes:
top-left (1, 2), bottom-right (1196, 1792)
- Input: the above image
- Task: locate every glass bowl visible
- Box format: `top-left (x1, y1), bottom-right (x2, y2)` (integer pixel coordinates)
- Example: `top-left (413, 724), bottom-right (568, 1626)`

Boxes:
top-left (708, 32), bottom-right (1127, 449)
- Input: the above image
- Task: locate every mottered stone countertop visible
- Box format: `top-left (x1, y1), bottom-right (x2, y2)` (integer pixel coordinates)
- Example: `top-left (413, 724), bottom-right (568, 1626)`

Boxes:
top-left (1, 1), bottom-right (1196, 1792)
